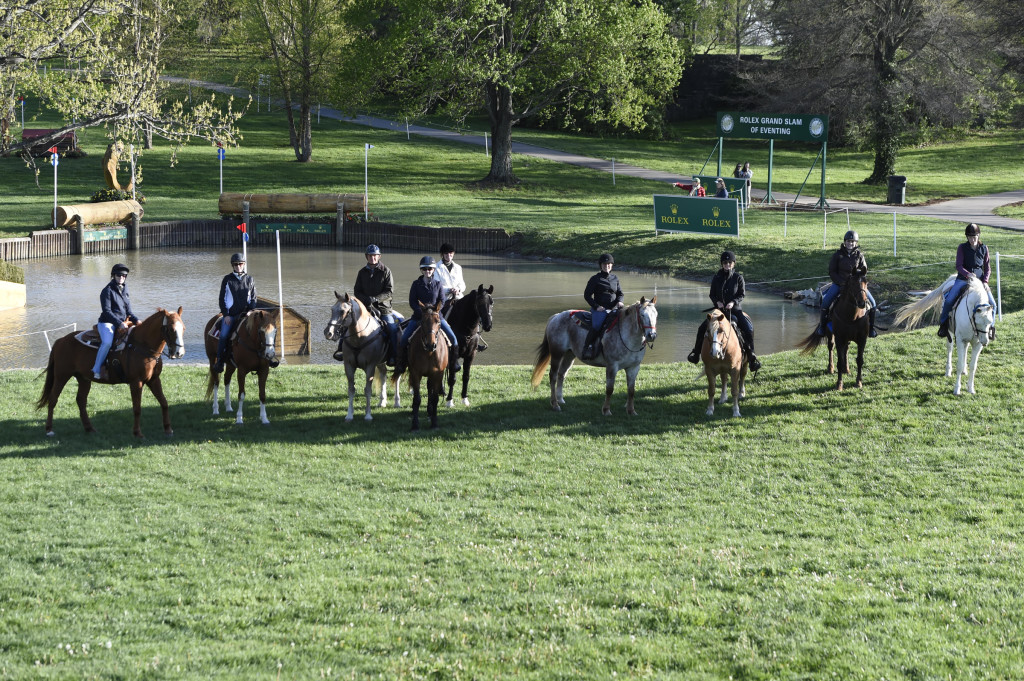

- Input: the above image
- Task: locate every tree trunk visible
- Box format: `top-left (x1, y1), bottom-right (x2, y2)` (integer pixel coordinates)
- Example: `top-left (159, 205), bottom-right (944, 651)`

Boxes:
top-left (483, 82), bottom-right (518, 185)
top-left (144, 121), bottom-right (153, 149)
top-left (297, 102), bottom-right (312, 162)
top-left (865, 44), bottom-right (901, 184)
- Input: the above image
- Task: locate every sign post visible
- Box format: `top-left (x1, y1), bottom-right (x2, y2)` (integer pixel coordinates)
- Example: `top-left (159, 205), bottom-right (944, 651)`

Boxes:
top-left (653, 195), bottom-right (739, 237)
top-left (49, 146), bottom-right (59, 230)
top-left (364, 143), bottom-right (374, 220)
top-left (19, 96), bottom-right (25, 129)
top-left (217, 145), bottom-right (225, 194)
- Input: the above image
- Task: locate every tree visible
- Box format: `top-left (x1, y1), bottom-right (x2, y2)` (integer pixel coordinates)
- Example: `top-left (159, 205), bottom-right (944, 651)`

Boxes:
top-left (761, 0), bottom-right (1009, 184)
top-left (238, 0), bottom-right (346, 162)
top-left (344, 0), bottom-right (683, 185)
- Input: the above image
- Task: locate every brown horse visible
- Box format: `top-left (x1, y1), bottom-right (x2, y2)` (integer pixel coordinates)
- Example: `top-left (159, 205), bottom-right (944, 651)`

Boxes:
top-left (701, 309), bottom-right (748, 417)
top-left (204, 309), bottom-right (280, 424)
top-left (36, 307), bottom-right (185, 437)
top-left (392, 302), bottom-right (448, 431)
top-left (798, 272), bottom-right (870, 390)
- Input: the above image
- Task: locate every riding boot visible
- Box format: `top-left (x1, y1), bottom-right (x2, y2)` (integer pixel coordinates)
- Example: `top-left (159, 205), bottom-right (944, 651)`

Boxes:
top-left (816, 308), bottom-right (830, 336)
top-left (868, 308), bottom-right (878, 338)
top-left (476, 334), bottom-right (488, 352)
top-left (687, 325), bottom-right (705, 364)
top-left (582, 328), bottom-right (599, 360)
top-left (333, 334), bottom-right (346, 362)
top-left (937, 318), bottom-right (950, 340)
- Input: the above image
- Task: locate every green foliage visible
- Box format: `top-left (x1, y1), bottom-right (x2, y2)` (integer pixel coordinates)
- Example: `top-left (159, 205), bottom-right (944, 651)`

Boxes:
top-left (89, 188), bottom-right (147, 204)
top-left (0, 260), bottom-right (24, 284)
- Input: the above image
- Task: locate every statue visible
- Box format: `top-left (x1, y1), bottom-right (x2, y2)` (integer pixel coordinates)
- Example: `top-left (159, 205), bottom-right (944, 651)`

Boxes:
top-left (102, 142), bottom-right (134, 193)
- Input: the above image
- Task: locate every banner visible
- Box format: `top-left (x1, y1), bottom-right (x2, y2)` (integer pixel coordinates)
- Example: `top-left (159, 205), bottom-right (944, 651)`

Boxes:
top-left (717, 112), bottom-right (828, 142)
top-left (653, 195), bottom-right (739, 237)
top-left (82, 228), bottom-right (127, 242)
top-left (254, 222), bottom-right (332, 235)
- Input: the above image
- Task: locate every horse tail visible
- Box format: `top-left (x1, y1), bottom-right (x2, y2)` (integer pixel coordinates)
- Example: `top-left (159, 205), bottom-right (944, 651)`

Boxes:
top-left (797, 331), bottom-right (824, 355)
top-left (205, 367), bottom-right (218, 400)
top-left (530, 335), bottom-right (551, 389)
top-left (893, 275), bottom-right (953, 328)
top-left (35, 351), bottom-right (55, 410)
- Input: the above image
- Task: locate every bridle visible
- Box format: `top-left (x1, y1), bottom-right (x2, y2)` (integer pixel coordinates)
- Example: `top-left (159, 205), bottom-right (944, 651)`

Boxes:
top-left (236, 312), bottom-right (277, 361)
top-left (418, 310), bottom-right (441, 352)
top-left (706, 311), bottom-right (733, 360)
top-left (618, 303), bottom-right (657, 353)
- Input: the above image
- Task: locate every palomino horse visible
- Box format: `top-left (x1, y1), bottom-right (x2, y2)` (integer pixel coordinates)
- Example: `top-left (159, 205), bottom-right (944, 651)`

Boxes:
top-left (444, 284), bottom-right (494, 407)
top-left (323, 291), bottom-right (401, 421)
top-left (701, 309), bottom-right (748, 417)
top-left (204, 309), bottom-right (280, 424)
top-left (36, 307), bottom-right (185, 437)
top-left (393, 302), bottom-right (448, 431)
top-left (797, 272), bottom-right (870, 390)
top-left (894, 275), bottom-right (996, 394)
top-left (531, 297), bottom-right (658, 415)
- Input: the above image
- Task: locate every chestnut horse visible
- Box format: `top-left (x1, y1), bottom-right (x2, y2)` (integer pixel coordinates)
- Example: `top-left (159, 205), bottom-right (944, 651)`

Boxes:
top-left (204, 309), bottom-right (280, 424)
top-left (392, 302), bottom-right (448, 431)
top-left (701, 309), bottom-right (748, 417)
top-left (798, 272), bottom-right (870, 390)
top-left (444, 284), bottom-right (494, 408)
top-left (36, 307), bottom-right (185, 437)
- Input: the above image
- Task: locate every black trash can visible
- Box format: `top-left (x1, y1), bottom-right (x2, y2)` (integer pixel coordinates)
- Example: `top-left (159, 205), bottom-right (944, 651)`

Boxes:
top-left (887, 175), bottom-right (907, 204)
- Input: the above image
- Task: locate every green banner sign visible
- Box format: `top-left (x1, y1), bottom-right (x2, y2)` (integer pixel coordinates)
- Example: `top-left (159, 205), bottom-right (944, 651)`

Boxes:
top-left (694, 175), bottom-right (747, 203)
top-left (653, 195), bottom-right (739, 237)
top-left (717, 112), bottom-right (828, 142)
top-left (255, 222), bottom-right (332, 235)
top-left (83, 227), bottom-right (127, 242)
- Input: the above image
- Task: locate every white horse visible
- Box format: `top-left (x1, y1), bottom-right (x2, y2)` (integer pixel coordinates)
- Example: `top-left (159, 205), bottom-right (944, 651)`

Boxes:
top-left (324, 292), bottom-right (402, 421)
top-left (894, 275), bottom-right (996, 395)
top-left (530, 297), bottom-right (658, 415)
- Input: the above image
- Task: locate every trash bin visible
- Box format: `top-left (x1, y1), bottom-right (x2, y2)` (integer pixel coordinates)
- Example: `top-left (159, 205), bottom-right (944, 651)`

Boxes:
top-left (887, 175), bottom-right (907, 204)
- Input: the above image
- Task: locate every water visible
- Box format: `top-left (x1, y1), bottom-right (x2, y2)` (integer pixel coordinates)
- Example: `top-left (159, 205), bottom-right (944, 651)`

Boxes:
top-left (0, 248), bottom-right (820, 368)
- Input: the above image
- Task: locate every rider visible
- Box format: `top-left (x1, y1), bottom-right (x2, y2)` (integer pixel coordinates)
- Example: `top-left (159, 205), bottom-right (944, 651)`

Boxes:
top-left (937, 222), bottom-right (997, 340)
top-left (393, 256), bottom-right (460, 374)
top-left (214, 252), bottom-right (257, 373)
top-left (816, 230), bottom-right (878, 338)
top-left (347, 244), bottom-right (401, 364)
top-left (582, 253), bottom-right (624, 360)
top-left (91, 263), bottom-right (140, 380)
top-left (686, 251), bottom-right (761, 371)
top-left (433, 242), bottom-right (487, 351)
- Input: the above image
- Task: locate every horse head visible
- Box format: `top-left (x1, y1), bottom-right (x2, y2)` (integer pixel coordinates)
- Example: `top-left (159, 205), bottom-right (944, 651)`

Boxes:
top-left (248, 309), bottom-right (280, 367)
top-left (845, 271), bottom-right (869, 310)
top-left (324, 290), bottom-right (351, 341)
top-left (638, 295), bottom-right (658, 344)
top-left (417, 301), bottom-right (441, 352)
top-left (476, 284), bottom-right (494, 332)
top-left (161, 306), bottom-right (186, 359)
top-left (967, 280), bottom-right (996, 346)
top-left (705, 308), bottom-right (731, 360)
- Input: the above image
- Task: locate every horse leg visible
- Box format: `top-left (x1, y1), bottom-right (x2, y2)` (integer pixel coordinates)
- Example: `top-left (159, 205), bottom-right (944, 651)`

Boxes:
top-left (854, 340), bottom-right (865, 389)
top-left (75, 377), bottom-right (97, 433)
top-left (953, 339), bottom-right (969, 395)
top-left (624, 364), bottom-right (641, 416)
top-left (967, 341), bottom-right (984, 394)
top-left (826, 335), bottom-right (836, 374)
top-left (738, 364), bottom-right (748, 399)
top-left (705, 371), bottom-right (717, 417)
top-left (258, 368), bottom-right (270, 425)
top-left (410, 376), bottom-right (422, 431)
top-left (548, 349), bottom-right (564, 411)
top-left (460, 356), bottom-right (472, 407)
top-left (835, 342), bottom-right (846, 391)
top-left (362, 368), bottom-right (374, 421)
top-left (718, 371), bottom-right (728, 404)
top-left (223, 366), bottom-right (234, 413)
top-left (553, 353), bottom-right (573, 410)
top-left (345, 363), bottom-right (357, 422)
top-left (234, 370), bottom-right (247, 424)
top-left (376, 365), bottom-right (388, 409)
top-left (730, 369), bottom-right (741, 418)
top-left (392, 371), bottom-right (403, 409)
top-left (444, 363), bottom-right (455, 408)
top-left (601, 365), bottom-right (616, 416)
top-left (130, 382), bottom-right (145, 438)
top-left (147, 376), bottom-right (174, 436)
top-left (946, 339), bottom-right (955, 377)
top-left (428, 376), bottom-right (441, 429)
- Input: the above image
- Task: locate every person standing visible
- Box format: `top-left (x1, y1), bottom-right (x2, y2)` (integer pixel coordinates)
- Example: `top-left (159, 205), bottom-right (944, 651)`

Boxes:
top-left (686, 251), bottom-right (761, 371)
top-left (689, 178), bottom-right (706, 197)
top-left (713, 178), bottom-right (729, 199)
top-left (394, 256), bottom-right (460, 374)
top-left (347, 244), bottom-right (402, 364)
top-left (816, 231), bottom-right (878, 338)
top-left (91, 263), bottom-right (140, 380)
top-left (582, 253), bottom-right (624, 360)
top-left (740, 161), bottom-right (753, 207)
top-left (214, 252), bottom-right (257, 373)
top-left (937, 223), bottom-right (997, 340)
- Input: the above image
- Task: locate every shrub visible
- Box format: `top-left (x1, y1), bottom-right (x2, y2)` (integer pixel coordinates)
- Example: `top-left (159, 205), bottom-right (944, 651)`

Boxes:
top-left (90, 188), bottom-right (147, 204)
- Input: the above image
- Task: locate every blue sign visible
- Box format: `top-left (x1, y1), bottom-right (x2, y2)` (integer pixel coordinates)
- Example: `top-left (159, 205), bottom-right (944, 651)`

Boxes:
top-left (217, 147), bottom-right (225, 160)
top-left (50, 154), bottom-right (59, 167)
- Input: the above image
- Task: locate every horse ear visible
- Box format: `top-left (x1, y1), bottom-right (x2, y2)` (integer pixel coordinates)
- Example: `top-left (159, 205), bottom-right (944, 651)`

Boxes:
top-left (418, 300), bottom-right (427, 309)
top-left (486, 285), bottom-right (493, 294)
top-left (177, 306), bottom-right (183, 315)
top-left (344, 292), bottom-right (351, 302)
top-left (640, 296), bottom-right (646, 305)
top-left (335, 290), bottom-right (343, 301)
top-left (650, 295), bottom-right (657, 305)
top-left (477, 284), bottom-right (484, 293)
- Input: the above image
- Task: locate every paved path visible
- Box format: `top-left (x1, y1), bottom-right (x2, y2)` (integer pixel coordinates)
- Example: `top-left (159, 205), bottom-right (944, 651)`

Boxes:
top-left (177, 77), bottom-right (1024, 231)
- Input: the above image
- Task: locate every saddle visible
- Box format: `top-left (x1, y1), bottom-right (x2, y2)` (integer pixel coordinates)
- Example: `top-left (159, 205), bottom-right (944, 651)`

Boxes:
top-left (568, 310), bottom-right (620, 334)
top-left (75, 325), bottom-right (132, 351)
top-left (206, 309), bottom-right (257, 341)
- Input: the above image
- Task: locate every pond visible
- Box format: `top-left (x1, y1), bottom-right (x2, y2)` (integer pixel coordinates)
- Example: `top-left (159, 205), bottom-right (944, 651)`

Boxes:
top-left (0, 248), bottom-right (820, 369)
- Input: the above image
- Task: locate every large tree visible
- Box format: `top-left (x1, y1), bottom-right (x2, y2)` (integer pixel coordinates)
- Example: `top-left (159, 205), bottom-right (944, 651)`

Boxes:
top-left (761, 0), bottom-right (1009, 184)
top-left (344, 0), bottom-right (683, 185)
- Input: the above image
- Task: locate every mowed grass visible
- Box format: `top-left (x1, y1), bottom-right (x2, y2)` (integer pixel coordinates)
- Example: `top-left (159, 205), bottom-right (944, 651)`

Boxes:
top-left (2, 317), bottom-right (1024, 679)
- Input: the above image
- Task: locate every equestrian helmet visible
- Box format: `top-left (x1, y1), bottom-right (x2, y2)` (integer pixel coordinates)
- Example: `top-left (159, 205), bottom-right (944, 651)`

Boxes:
top-left (230, 252), bottom-right (245, 264)
top-left (965, 223), bottom-right (981, 236)
top-left (419, 255), bottom-right (436, 270)
top-left (110, 263), bottom-right (130, 277)
top-left (844, 230), bottom-right (859, 243)
top-left (720, 250), bottom-right (736, 264)
top-left (365, 244), bottom-right (381, 256)
top-left (440, 242), bottom-right (455, 254)
top-left (598, 253), bottom-right (614, 265)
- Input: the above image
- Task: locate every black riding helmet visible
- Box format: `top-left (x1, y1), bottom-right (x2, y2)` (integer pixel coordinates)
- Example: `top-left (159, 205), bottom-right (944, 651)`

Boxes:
top-left (965, 223), bottom-right (980, 237)
top-left (419, 255), bottom-right (436, 270)
top-left (230, 252), bottom-right (245, 264)
top-left (110, 263), bottom-right (129, 277)
top-left (720, 250), bottom-right (736, 264)
top-left (844, 230), bottom-right (859, 243)
top-left (598, 253), bottom-right (614, 265)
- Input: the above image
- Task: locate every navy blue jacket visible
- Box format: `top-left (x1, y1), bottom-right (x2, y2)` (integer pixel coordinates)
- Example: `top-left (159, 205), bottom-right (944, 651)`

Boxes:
top-left (584, 271), bottom-right (623, 310)
top-left (219, 272), bottom-right (257, 317)
top-left (98, 280), bottom-right (139, 326)
top-left (408, 276), bottom-right (443, 320)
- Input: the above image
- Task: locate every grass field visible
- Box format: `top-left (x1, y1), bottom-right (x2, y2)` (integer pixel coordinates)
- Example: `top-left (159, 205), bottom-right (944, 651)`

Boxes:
top-left (2, 316), bottom-right (1023, 678)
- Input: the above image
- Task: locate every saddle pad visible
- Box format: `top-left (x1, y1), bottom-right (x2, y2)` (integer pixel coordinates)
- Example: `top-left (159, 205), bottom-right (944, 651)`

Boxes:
top-left (75, 328), bottom-right (130, 351)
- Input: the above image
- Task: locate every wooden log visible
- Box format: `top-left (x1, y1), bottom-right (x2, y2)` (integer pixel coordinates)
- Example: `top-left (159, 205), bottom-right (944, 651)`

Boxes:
top-left (218, 193), bottom-right (365, 214)
top-left (53, 200), bottom-right (143, 228)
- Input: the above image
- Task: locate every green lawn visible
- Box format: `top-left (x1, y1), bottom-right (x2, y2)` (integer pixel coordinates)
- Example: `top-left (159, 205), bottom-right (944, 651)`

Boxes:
top-left (2, 316), bottom-right (1023, 679)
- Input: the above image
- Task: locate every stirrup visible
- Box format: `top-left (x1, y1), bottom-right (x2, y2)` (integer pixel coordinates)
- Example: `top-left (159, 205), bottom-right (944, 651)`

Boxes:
top-left (748, 355), bottom-right (762, 371)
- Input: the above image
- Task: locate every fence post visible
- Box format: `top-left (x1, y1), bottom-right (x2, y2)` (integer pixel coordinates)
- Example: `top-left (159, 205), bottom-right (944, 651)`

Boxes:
top-left (822, 210), bottom-right (827, 249)
top-left (129, 213), bottom-right (140, 250)
top-left (996, 252), bottom-right (1002, 321)
top-left (336, 203), bottom-right (345, 247)
top-left (74, 217), bottom-right (84, 255)
top-left (784, 202), bottom-right (788, 237)
top-left (893, 212), bottom-right (897, 257)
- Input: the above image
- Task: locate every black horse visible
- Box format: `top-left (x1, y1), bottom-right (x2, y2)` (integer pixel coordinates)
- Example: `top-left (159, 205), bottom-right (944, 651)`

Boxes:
top-left (444, 284), bottom-right (494, 407)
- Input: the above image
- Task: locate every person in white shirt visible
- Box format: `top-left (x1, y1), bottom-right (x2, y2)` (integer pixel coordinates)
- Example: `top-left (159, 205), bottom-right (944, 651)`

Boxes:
top-left (433, 243), bottom-right (466, 315)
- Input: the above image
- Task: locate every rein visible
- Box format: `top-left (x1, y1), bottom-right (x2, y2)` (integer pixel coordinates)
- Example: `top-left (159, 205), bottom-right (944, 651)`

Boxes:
top-left (129, 317), bottom-right (174, 360)
top-left (617, 304), bottom-right (653, 353)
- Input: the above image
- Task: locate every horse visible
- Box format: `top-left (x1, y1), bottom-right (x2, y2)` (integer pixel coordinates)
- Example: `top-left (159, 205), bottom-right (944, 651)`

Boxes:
top-left (323, 291), bottom-right (401, 421)
top-left (204, 309), bottom-right (280, 424)
top-left (894, 275), bottom-right (996, 395)
top-left (443, 284), bottom-right (494, 408)
top-left (35, 307), bottom-right (185, 437)
top-left (392, 302), bottom-right (448, 431)
top-left (701, 309), bottom-right (749, 417)
top-left (797, 272), bottom-right (870, 390)
top-left (530, 297), bottom-right (658, 415)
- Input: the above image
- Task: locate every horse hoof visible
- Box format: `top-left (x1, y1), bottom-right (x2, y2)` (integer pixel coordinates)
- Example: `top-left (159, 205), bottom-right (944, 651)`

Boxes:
top-left (411, 424), bottom-right (419, 432)
top-left (235, 418), bottom-right (244, 425)
top-left (462, 398), bottom-right (470, 407)
top-left (165, 430), bottom-right (174, 437)
top-left (45, 431), bottom-right (55, 437)
top-left (627, 409), bottom-right (637, 416)
top-left (445, 400), bottom-right (454, 408)
top-left (602, 409), bottom-right (612, 417)
top-left (705, 408), bottom-right (714, 417)
top-left (345, 415), bottom-right (354, 422)
top-left (261, 419), bottom-right (270, 425)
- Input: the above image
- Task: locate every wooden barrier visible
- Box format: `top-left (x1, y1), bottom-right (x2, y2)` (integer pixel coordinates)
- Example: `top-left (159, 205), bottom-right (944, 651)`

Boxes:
top-left (219, 193), bottom-right (365, 215)
top-left (53, 200), bottom-right (143, 228)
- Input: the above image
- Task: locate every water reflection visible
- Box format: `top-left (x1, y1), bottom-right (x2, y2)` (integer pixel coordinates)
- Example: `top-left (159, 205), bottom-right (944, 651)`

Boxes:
top-left (0, 247), bottom-right (820, 368)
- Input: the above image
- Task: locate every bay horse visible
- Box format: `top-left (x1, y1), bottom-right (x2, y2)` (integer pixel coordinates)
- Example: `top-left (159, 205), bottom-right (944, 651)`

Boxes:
top-left (894, 275), bottom-right (996, 394)
top-left (392, 302), bottom-right (448, 431)
top-left (797, 272), bottom-right (870, 390)
top-left (204, 309), bottom-right (280, 424)
top-left (444, 284), bottom-right (494, 407)
top-left (35, 307), bottom-right (185, 437)
top-left (531, 297), bottom-right (658, 415)
top-left (323, 291), bottom-right (401, 421)
top-left (701, 309), bottom-right (748, 417)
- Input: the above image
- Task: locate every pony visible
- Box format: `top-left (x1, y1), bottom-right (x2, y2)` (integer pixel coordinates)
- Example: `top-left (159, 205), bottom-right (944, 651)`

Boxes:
top-left (323, 291), bottom-right (401, 421)
top-left (701, 309), bottom-right (749, 417)
top-left (894, 275), bottom-right (996, 395)
top-left (443, 284), bottom-right (494, 408)
top-left (393, 302), bottom-right (448, 430)
top-left (204, 309), bottom-right (280, 424)
top-left (36, 307), bottom-right (185, 437)
top-left (797, 272), bottom-right (870, 391)
top-left (531, 297), bottom-right (658, 416)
